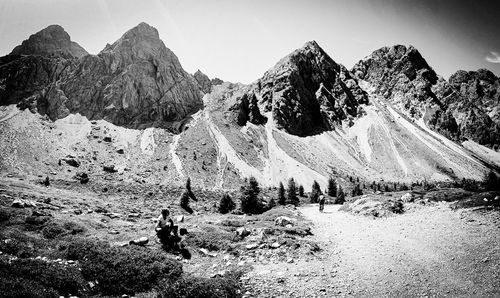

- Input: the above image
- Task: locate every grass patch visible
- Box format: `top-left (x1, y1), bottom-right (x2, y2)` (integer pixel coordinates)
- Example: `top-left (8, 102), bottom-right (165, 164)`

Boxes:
top-left (0, 257), bottom-right (88, 297)
top-left (157, 271), bottom-right (243, 298)
top-left (66, 238), bottom-right (183, 295)
top-left (184, 225), bottom-right (236, 251)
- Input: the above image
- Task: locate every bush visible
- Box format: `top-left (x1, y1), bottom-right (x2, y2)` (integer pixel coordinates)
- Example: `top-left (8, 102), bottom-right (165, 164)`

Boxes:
top-left (184, 229), bottom-right (235, 251)
top-left (219, 193), bottom-right (235, 214)
top-left (484, 171), bottom-right (500, 191)
top-left (0, 207), bottom-right (11, 222)
top-left (0, 276), bottom-right (59, 298)
top-left (387, 200), bottom-right (404, 214)
top-left (180, 191), bottom-right (193, 214)
top-left (336, 185), bottom-right (345, 204)
top-left (157, 272), bottom-right (242, 298)
top-left (41, 222), bottom-right (67, 239)
top-left (0, 258), bottom-right (87, 297)
top-left (66, 238), bottom-right (182, 295)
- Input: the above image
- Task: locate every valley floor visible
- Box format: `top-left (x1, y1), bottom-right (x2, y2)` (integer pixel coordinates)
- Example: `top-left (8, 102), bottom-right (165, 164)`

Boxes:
top-left (244, 204), bottom-right (500, 298)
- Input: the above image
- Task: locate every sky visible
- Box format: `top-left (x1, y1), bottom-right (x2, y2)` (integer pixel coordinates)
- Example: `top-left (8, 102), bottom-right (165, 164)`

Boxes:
top-left (1, 0), bottom-right (499, 84)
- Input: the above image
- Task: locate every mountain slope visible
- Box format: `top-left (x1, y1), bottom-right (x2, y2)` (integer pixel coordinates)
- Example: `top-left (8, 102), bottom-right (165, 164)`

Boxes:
top-left (0, 27), bottom-right (498, 191)
top-left (0, 23), bottom-right (205, 131)
top-left (352, 45), bottom-right (500, 149)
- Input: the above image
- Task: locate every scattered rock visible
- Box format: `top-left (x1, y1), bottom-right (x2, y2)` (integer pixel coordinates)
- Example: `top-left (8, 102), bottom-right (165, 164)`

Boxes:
top-left (103, 165), bottom-right (117, 173)
top-left (64, 158), bottom-right (81, 167)
top-left (271, 242), bottom-right (281, 249)
top-left (109, 230), bottom-right (119, 234)
top-left (199, 248), bottom-right (217, 257)
top-left (73, 209), bottom-right (83, 215)
top-left (129, 236), bottom-right (149, 246)
top-left (11, 199), bottom-right (36, 208)
top-left (400, 193), bottom-right (414, 203)
top-left (176, 215), bottom-right (184, 223)
top-left (275, 216), bottom-right (294, 227)
top-left (286, 258), bottom-right (294, 263)
top-left (236, 227), bottom-right (251, 238)
top-left (74, 172), bottom-right (89, 184)
top-left (103, 136), bottom-right (112, 142)
top-left (246, 243), bottom-right (259, 250)
top-left (116, 149), bottom-right (124, 154)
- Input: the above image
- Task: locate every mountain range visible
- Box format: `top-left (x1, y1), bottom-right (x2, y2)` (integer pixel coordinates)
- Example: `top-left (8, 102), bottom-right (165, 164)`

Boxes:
top-left (0, 23), bottom-right (499, 190)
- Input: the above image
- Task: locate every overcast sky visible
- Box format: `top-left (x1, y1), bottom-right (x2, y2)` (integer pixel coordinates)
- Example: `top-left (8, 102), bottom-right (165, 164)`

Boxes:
top-left (1, 0), bottom-right (499, 83)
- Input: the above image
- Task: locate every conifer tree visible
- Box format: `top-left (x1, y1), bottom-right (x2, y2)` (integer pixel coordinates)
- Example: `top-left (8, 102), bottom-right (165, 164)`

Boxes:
top-left (278, 182), bottom-right (286, 205)
top-left (287, 178), bottom-right (299, 206)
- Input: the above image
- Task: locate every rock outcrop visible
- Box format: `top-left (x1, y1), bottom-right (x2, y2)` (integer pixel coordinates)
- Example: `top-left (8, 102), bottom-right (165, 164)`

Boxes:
top-left (0, 22), bottom-right (204, 130)
top-left (10, 24), bottom-right (88, 59)
top-left (254, 41), bottom-right (368, 136)
top-left (352, 45), bottom-right (500, 148)
top-left (194, 70), bottom-right (224, 94)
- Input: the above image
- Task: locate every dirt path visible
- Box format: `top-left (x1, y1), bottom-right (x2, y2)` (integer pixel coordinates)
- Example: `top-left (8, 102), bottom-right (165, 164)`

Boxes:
top-left (245, 203), bottom-right (500, 297)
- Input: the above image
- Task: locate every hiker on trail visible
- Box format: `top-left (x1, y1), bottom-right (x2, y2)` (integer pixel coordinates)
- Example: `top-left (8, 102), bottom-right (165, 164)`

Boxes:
top-left (319, 195), bottom-right (325, 212)
top-left (156, 209), bottom-right (178, 245)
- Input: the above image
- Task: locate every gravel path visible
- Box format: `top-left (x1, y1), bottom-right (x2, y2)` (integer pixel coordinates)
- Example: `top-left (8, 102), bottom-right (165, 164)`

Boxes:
top-left (244, 203), bottom-right (500, 297)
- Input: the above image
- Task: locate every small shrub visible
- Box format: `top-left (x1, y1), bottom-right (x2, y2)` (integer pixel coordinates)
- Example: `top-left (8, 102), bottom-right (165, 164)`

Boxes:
top-left (388, 200), bottom-right (404, 214)
top-left (336, 185), bottom-right (345, 204)
top-left (0, 258), bottom-right (87, 296)
top-left (41, 222), bottom-right (67, 239)
top-left (0, 238), bottom-right (36, 258)
top-left (184, 229), bottom-right (235, 251)
top-left (484, 171), bottom-right (500, 191)
top-left (25, 215), bottom-right (51, 226)
top-left (157, 272), bottom-right (242, 298)
top-left (66, 238), bottom-right (182, 295)
top-left (0, 207), bottom-right (11, 222)
top-left (0, 276), bottom-right (59, 298)
top-left (219, 193), bottom-right (235, 214)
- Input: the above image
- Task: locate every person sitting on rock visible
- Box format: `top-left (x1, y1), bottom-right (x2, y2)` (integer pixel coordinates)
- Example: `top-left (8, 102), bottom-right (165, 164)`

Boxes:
top-left (156, 209), bottom-right (178, 245)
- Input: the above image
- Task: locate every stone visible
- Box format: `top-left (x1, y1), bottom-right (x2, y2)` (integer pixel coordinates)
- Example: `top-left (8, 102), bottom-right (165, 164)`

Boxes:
top-left (176, 215), bottom-right (184, 223)
top-left (236, 227), bottom-right (251, 238)
top-left (129, 236), bottom-right (149, 246)
top-left (64, 158), bottom-right (80, 167)
top-left (74, 172), bottom-right (89, 184)
top-left (400, 193), bottom-right (414, 203)
top-left (246, 243), bottom-right (259, 250)
top-left (275, 216), bottom-right (294, 227)
top-left (116, 149), bottom-right (124, 154)
top-left (11, 199), bottom-right (25, 208)
top-left (271, 242), bottom-right (281, 249)
top-left (74, 209), bottom-right (83, 215)
top-left (103, 165), bottom-right (117, 173)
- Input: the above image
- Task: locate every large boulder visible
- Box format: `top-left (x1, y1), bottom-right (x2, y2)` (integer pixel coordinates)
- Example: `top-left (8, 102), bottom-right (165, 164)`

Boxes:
top-left (275, 216), bottom-right (294, 227)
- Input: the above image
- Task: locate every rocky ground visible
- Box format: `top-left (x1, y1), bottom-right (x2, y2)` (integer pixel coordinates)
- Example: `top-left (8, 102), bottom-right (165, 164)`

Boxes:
top-left (242, 203), bottom-right (500, 298)
top-left (1, 175), bottom-right (499, 297)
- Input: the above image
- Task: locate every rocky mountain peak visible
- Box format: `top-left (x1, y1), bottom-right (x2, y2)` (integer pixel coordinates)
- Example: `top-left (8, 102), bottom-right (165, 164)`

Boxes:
top-left (9, 24), bottom-right (88, 59)
top-left (252, 41), bottom-right (367, 136)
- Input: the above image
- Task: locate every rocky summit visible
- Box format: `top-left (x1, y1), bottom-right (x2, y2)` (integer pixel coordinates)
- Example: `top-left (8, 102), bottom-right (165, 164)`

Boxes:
top-left (0, 22), bottom-right (207, 131)
top-left (352, 45), bottom-right (500, 149)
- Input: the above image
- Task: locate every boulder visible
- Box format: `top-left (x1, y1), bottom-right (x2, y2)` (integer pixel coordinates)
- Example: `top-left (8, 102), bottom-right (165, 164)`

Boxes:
top-left (176, 215), bottom-right (184, 223)
top-left (246, 243), bottom-right (259, 250)
top-left (236, 227), bottom-right (251, 238)
top-left (11, 199), bottom-right (36, 208)
top-left (129, 236), bottom-right (149, 246)
top-left (103, 137), bottom-right (112, 142)
top-left (116, 149), bottom-right (124, 154)
top-left (275, 216), bottom-right (294, 227)
top-left (103, 165), bottom-right (117, 173)
top-left (74, 172), bottom-right (89, 184)
top-left (400, 193), bottom-right (414, 203)
top-left (64, 158), bottom-right (80, 167)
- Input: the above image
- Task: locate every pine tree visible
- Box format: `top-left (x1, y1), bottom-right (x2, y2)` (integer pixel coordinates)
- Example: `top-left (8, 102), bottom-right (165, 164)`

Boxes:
top-left (327, 177), bottom-right (337, 197)
top-left (278, 182), bottom-right (286, 205)
top-left (180, 191), bottom-right (193, 213)
top-left (287, 178), bottom-right (299, 206)
top-left (337, 185), bottom-right (345, 204)
top-left (268, 197), bottom-right (276, 209)
top-left (310, 180), bottom-right (322, 203)
top-left (484, 171), bottom-right (500, 191)
top-left (298, 185), bottom-right (305, 197)
top-left (240, 176), bottom-right (262, 214)
top-left (219, 193), bottom-right (235, 214)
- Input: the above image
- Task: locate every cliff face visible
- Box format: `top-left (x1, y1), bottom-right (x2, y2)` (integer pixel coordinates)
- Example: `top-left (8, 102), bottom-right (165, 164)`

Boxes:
top-left (352, 45), bottom-right (500, 148)
top-left (249, 41), bottom-right (368, 136)
top-left (0, 23), bottom-right (204, 130)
